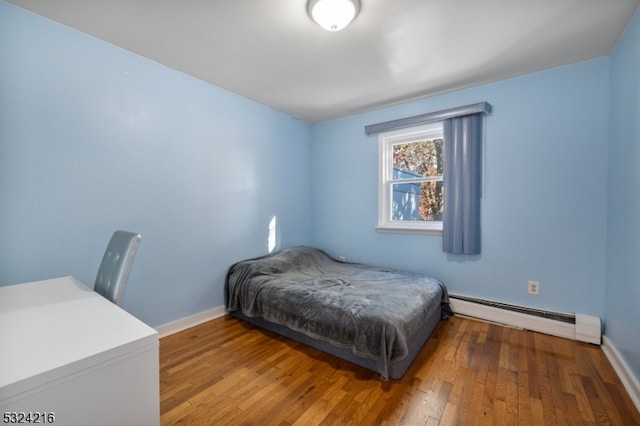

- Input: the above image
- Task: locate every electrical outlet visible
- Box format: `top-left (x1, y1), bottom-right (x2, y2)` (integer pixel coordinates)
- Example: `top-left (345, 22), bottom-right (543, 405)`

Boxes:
top-left (528, 280), bottom-right (540, 295)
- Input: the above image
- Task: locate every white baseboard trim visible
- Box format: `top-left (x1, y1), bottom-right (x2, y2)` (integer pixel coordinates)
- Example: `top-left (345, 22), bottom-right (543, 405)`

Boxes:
top-left (449, 298), bottom-right (576, 341)
top-left (155, 306), bottom-right (226, 338)
top-left (602, 336), bottom-right (640, 413)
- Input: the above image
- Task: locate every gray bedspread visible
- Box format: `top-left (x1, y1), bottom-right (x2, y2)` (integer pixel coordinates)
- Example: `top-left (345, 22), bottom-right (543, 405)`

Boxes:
top-left (225, 246), bottom-right (450, 379)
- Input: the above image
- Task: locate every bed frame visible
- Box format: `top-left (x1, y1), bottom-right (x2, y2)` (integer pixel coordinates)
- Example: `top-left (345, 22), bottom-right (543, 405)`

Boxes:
top-left (230, 304), bottom-right (442, 379)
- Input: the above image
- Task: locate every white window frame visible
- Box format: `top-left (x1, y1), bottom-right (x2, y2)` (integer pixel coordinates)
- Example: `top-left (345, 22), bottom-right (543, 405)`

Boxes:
top-left (377, 122), bottom-right (444, 235)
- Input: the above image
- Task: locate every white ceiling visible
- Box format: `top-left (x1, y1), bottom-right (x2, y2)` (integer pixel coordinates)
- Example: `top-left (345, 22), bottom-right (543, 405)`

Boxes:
top-left (7, 0), bottom-right (640, 123)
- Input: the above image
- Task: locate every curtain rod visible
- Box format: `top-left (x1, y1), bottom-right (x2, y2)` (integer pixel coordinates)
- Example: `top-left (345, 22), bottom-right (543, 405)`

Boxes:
top-left (364, 102), bottom-right (492, 135)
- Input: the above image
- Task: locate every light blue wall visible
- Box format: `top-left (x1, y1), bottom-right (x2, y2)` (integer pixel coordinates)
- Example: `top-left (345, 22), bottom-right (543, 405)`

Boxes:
top-left (606, 8), bottom-right (640, 390)
top-left (0, 2), bottom-right (311, 327)
top-left (310, 59), bottom-right (610, 319)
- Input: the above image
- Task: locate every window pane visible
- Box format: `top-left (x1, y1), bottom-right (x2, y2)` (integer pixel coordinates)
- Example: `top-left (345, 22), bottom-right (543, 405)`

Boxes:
top-left (392, 181), bottom-right (443, 221)
top-left (393, 139), bottom-right (443, 179)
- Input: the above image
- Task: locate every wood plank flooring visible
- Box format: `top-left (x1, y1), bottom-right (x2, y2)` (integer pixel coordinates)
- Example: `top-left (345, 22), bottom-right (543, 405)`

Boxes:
top-left (160, 315), bottom-right (640, 425)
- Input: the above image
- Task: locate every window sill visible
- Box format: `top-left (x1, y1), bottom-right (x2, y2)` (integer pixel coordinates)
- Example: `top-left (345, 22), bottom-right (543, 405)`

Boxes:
top-left (376, 225), bottom-right (443, 236)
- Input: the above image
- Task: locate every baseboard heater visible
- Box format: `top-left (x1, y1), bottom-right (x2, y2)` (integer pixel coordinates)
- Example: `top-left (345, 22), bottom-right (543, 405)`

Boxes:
top-left (448, 294), bottom-right (601, 344)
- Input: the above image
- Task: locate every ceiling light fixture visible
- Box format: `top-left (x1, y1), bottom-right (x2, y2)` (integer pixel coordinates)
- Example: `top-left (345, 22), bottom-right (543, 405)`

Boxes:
top-left (307, 0), bottom-right (360, 32)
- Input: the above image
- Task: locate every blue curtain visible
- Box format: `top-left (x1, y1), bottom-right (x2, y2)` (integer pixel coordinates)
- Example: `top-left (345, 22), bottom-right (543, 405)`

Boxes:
top-left (442, 113), bottom-right (483, 255)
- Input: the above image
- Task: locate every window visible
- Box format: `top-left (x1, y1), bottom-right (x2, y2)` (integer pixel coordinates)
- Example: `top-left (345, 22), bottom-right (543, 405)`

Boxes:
top-left (377, 122), bottom-right (444, 234)
top-left (368, 102), bottom-right (490, 251)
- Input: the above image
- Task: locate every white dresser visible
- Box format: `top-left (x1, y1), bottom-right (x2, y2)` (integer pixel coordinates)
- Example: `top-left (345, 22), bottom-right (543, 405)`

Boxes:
top-left (0, 276), bottom-right (159, 426)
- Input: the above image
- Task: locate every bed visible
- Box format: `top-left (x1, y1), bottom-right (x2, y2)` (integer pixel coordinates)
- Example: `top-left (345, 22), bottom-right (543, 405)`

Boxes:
top-left (225, 246), bottom-right (451, 379)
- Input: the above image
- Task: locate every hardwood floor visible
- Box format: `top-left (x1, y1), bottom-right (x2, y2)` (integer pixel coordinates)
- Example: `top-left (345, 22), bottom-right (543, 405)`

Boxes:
top-left (160, 315), bottom-right (640, 425)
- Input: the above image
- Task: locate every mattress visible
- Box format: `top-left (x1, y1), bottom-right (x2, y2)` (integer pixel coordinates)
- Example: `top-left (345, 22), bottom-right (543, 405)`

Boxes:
top-left (225, 246), bottom-right (451, 379)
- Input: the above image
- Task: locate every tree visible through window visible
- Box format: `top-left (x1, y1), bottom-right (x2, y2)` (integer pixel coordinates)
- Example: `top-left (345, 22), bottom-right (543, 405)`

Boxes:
top-left (392, 138), bottom-right (444, 221)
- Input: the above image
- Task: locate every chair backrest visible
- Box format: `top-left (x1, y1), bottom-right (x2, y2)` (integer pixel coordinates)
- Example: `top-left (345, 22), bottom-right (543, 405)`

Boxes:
top-left (94, 230), bottom-right (142, 305)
